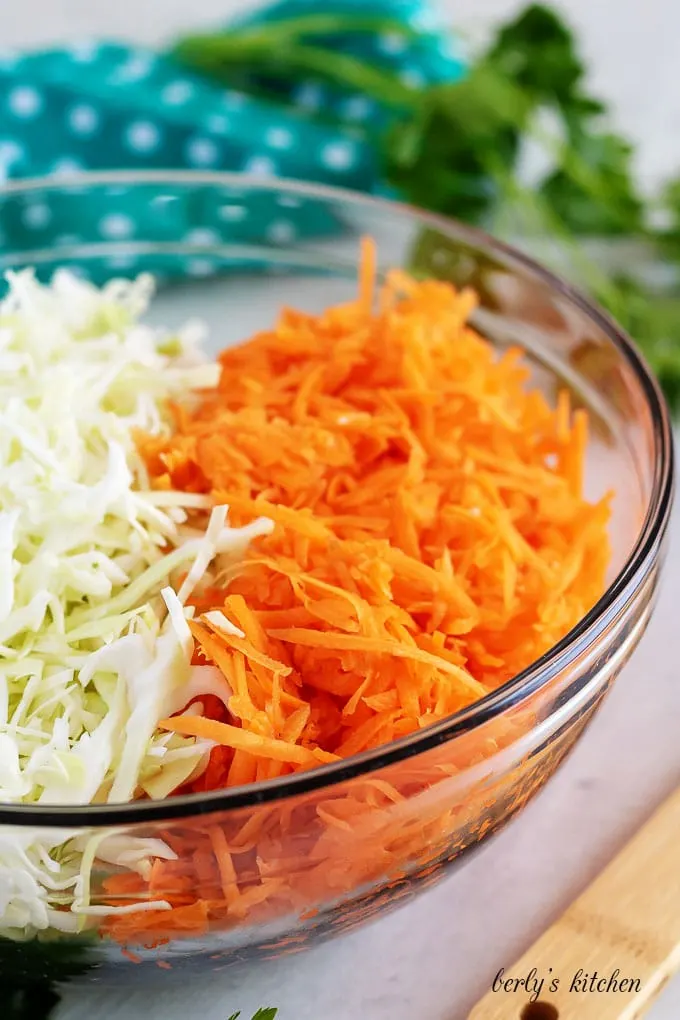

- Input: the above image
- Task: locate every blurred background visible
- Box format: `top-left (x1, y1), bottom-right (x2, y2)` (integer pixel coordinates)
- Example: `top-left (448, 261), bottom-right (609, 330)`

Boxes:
top-left (4, 0), bottom-right (678, 192)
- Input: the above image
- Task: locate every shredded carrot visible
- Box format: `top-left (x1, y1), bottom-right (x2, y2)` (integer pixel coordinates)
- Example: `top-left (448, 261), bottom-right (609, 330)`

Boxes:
top-left (121, 948), bottom-right (142, 964)
top-left (158, 714), bottom-right (338, 766)
top-left (106, 237), bottom-right (611, 947)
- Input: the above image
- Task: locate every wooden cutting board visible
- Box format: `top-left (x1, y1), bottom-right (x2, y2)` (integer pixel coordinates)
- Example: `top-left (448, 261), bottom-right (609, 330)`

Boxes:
top-left (468, 786), bottom-right (680, 1020)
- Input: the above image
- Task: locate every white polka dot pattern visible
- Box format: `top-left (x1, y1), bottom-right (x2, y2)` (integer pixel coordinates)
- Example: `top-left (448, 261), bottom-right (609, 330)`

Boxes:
top-left (205, 114), bottom-right (230, 135)
top-left (378, 32), bottom-right (408, 56)
top-left (7, 86), bottom-right (43, 119)
top-left (161, 81), bottom-right (194, 106)
top-left (68, 104), bottom-right (99, 135)
top-left (294, 83), bottom-right (323, 111)
top-left (125, 120), bottom-right (161, 154)
top-left (0, 141), bottom-right (25, 169)
top-left (186, 137), bottom-right (219, 167)
top-left (22, 202), bottom-right (52, 229)
top-left (243, 155), bottom-right (277, 177)
top-left (267, 219), bottom-right (296, 243)
top-left (219, 204), bottom-right (247, 222)
top-left (112, 54), bottom-right (154, 84)
top-left (321, 140), bottom-right (356, 171)
top-left (342, 96), bottom-right (373, 122)
top-left (265, 127), bottom-right (294, 150)
top-left (186, 228), bottom-right (221, 246)
top-left (50, 158), bottom-right (84, 178)
top-left (99, 213), bottom-right (134, 239)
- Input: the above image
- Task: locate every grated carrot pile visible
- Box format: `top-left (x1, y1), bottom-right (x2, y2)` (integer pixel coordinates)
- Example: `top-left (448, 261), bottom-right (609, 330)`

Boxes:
top-left (106, 239), bottom-right (611, 944)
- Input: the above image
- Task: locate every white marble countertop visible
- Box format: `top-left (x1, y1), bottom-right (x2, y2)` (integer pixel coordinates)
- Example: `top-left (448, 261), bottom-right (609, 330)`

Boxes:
top-left (5, 0), bottom-right (680, 1016)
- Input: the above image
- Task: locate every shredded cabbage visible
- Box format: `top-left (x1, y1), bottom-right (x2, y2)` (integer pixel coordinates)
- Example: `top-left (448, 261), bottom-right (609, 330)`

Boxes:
top-left (0, 270), bottom-right (270, 939)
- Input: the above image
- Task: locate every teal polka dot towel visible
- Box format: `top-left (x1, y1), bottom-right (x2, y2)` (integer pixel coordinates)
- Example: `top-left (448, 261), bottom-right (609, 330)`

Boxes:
top-left (0, 0), bottom-right (464, 283)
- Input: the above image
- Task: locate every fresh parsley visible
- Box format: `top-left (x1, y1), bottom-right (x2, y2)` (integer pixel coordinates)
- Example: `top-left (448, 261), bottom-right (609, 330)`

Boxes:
top-left (1, 935), bottom-right (96, 1020)
top-left (227, 1010), bottom-right (278, 1020)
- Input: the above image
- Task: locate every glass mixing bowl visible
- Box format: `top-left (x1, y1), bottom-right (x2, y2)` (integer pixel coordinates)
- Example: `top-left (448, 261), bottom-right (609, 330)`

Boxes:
top-left (0, 171), bottom-right (673, 990)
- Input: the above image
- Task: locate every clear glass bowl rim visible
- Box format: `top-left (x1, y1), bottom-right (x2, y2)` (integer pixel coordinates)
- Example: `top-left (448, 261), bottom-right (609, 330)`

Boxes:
top-left (0, 169), bottom-right (673, 826)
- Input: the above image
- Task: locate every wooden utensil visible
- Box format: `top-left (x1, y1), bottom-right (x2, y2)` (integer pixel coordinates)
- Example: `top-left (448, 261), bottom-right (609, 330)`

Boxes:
top-left (468, 786), bottom-right (680, 1020)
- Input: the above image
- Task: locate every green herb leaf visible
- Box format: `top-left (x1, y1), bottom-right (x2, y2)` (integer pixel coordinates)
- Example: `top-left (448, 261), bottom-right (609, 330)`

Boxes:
top-left (540, 130), bottom-right (643, 235)
top-left (485, 3), bottom-right (586, 106)
top-left (7, 985), bottom-right (61, 1020)
top-left (656, 175), bottom-right (680, 258)
top-left (0, 935), bottom-right (96, 1020)
top-left (171, 15), bottom-right (418, 111)
top-left (174, 13), bottom-right (418, 52)
top-left (385, 64), bottom-right (528, 221)
top-left (596, 275), bottom-right (680, 408)
top-left (226, 1010), bottom-right (278, 1020)
top-left (0, 934), bottom-right (95, 987)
